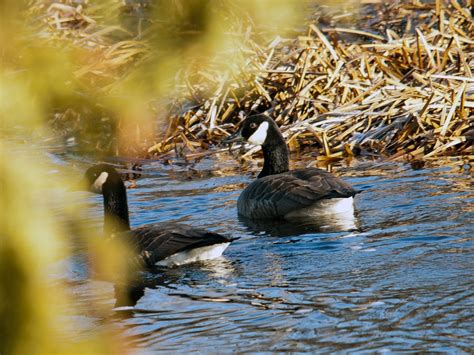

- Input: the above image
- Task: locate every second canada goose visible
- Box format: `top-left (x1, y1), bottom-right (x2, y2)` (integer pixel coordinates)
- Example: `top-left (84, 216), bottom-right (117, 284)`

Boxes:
top-left (224, 114), bottom-right (358, 221)
top-left (79, 164), bottom-right (234, 267)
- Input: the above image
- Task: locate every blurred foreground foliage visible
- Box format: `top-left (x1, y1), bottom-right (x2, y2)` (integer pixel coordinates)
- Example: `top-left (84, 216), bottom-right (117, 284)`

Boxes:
top-left (0, 144), bottom-right (138, 353)
top-left (0, 0), bottom-right (304, 353)
top-left (2, 0), bottom-right (306, 157)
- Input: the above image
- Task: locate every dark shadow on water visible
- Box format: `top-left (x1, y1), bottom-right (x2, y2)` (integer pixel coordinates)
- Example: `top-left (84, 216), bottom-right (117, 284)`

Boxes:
top-left (114, 272), bottom-right (174, 310)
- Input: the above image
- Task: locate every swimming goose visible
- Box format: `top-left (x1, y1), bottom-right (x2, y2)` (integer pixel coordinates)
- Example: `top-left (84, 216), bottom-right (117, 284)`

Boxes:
top-left (79, 164), bottom-right (234, 267)
top-left (224, 114), bottom-right (358, 220)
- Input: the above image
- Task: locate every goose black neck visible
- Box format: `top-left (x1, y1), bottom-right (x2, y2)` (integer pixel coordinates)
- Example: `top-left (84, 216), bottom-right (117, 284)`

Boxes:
top-left (102, 180), bottom-right (130, 235)
top-left (259, 135), bottom-right (290, 178)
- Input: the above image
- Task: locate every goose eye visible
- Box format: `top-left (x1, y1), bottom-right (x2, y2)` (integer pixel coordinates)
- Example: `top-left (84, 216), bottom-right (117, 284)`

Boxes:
top-left (250, 123), bottom-right (257, 129)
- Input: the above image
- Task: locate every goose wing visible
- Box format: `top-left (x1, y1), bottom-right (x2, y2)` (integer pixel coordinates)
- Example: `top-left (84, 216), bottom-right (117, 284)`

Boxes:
top-left (114, 223), bottom-right (232, 267)
top-left (238, 168), bottom-right (357, 218)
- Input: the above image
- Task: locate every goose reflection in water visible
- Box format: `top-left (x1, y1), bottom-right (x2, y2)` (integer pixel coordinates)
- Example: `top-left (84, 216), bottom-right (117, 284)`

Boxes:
top-left (113, 258), bottom-right (238, 310)
top-left (239, 209), bottom-right (360, 237)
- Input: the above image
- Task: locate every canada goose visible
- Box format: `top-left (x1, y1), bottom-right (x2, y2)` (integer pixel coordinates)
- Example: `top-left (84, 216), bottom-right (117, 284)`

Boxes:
top-left (79, 164), bottom-right (234, 267)
top-left (224, 114), bottom-right (359, 221)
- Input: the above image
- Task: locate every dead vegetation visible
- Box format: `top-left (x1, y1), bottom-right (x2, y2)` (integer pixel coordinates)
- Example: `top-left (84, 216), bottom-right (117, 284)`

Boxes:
top-left (149, 0), bottom-right (473, 164)
top-left (29, 1), bottom-right (150, 90)
top-left (28, 1), bottom-right (474, 162)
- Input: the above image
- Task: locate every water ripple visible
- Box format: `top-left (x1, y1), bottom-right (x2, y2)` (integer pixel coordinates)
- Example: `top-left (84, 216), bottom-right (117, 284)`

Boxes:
top-left (64, 159), bottom-right (474, 352)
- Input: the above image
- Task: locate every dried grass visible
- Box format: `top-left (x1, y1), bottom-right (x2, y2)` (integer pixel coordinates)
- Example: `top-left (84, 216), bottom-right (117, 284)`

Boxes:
top-left (27, 1), bottom-right (473, 163)
top-left (151, 0), bottom-right (473, 163)
top-left (29, 0), bottom-right (150, 90)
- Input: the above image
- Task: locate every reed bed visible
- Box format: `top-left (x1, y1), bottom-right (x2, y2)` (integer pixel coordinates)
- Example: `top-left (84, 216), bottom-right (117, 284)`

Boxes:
top-left (149, 0), bottom-right (473, 163)
top-left (30, 1), bottom-right (473, 162)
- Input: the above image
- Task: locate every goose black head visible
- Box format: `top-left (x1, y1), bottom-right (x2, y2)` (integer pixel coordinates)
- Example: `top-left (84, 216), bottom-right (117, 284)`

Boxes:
top-left (225, 114), bottom-right (281, 147)
top-left (241, 114), bottom-right (275, 146)
top-left (81, 164), bottom-right (122, 194)
top-left (224, 114), bottom-right (289, 177)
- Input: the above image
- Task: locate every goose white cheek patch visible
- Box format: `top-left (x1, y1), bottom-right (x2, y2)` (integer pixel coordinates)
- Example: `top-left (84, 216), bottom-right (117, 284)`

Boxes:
top-left (92, 172), bottom-right (108, 193)
top-left (248, 121), bottom-right (269, 145)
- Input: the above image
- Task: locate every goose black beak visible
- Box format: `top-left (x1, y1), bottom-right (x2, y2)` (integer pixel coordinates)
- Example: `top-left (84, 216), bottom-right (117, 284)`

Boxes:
top-left (222, 130), bottom-right (244, 145)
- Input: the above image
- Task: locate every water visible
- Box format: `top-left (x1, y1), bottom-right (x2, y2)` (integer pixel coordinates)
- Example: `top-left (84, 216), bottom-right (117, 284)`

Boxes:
top-left (63, 156), bottom-right (473, 352)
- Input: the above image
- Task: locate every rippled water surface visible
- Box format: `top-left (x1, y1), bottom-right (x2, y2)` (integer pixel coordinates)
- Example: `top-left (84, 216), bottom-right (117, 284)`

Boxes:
top-left (62, 156), bottom-right (473, 352)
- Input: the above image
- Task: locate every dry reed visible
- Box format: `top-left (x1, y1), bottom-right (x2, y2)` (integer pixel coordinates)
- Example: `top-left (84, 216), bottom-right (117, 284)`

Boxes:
top-left (29, 1), bottom-right (473, 162)
top-left (148, 0), bottom-right (473, 163)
